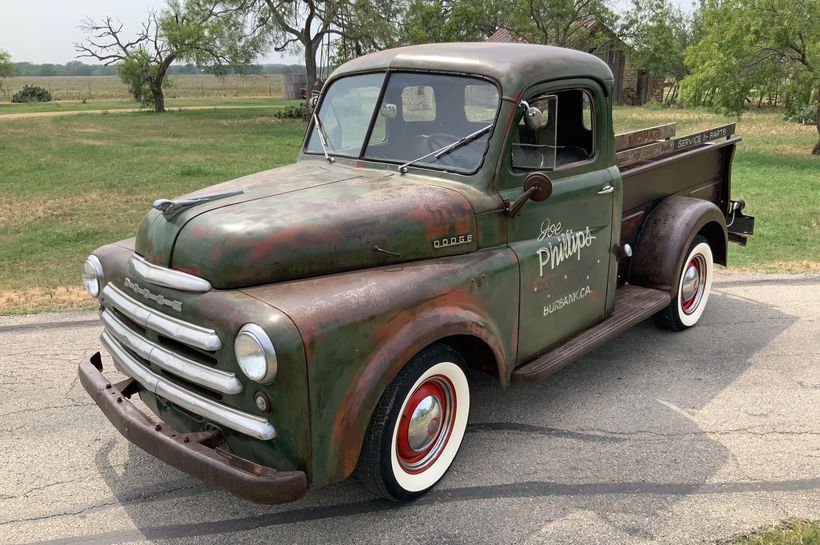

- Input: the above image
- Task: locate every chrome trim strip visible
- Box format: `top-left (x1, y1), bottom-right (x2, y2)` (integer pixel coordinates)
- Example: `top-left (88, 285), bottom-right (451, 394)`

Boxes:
top-left (129, 255), bottom-right (212, 293)
top-left (101, 310), bottom-right (242, 395)
top-left (102, 284), bottom-right (222, 351)
top-left (101, 331), bottom-right (275, 440)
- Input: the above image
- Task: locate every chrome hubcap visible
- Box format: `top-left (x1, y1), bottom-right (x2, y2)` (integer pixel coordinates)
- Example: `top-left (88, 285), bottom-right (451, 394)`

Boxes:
top-left (397, 375), bottom-right (456, 473)
top-left (681, 264), bottom-right (700, 301)
top-left (407, 395), bottom-right (442, 452)
top-left (680, 255), bottom-right (706, 315)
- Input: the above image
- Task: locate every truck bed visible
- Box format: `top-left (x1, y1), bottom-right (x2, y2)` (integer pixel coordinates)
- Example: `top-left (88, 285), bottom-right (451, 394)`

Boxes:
top-left (615, 123), bottom-right (742, 253)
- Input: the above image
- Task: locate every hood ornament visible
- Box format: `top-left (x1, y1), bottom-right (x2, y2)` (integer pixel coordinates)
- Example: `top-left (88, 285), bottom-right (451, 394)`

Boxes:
top-left (153, 190), bottom-right (244, 221)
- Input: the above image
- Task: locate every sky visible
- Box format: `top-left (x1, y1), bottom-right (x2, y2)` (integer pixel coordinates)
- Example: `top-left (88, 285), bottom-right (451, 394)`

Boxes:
top-left (0, 0), bottom-right (302, 64)
top-left (1, 0), bottom-right (696, 65)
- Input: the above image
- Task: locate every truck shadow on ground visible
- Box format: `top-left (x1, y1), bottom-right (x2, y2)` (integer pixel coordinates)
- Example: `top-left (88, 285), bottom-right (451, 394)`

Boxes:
top-left (44, 288), bottom-right (806, 544)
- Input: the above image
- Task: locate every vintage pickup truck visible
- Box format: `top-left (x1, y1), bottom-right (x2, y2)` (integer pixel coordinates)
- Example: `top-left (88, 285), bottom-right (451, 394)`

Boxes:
top-left (79, 43), bottom-right (754, 504)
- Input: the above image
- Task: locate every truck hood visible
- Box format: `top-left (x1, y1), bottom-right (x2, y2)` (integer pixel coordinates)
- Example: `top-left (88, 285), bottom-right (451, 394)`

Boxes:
top-left (135, 163), bottom-right (478, 289)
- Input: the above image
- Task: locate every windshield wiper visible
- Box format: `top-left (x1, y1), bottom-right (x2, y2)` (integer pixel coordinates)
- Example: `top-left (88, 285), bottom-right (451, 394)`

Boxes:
top-left (312, 112), bottom-right (335, 163)
top-left (398, 124), bottom-right (493, 174)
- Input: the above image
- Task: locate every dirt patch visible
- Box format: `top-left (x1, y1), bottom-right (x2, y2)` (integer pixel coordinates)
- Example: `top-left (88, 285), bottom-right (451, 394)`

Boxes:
top-left (75, 139), bottom-right (108, 146)
top-left (217, 116), bottom-right (286, 126)
top-left (0, 286), bottom-right (96, 314)
top-left (0, 192), bottom-right (112, 227)
top-left (0, 104), bottom-right (273, 121)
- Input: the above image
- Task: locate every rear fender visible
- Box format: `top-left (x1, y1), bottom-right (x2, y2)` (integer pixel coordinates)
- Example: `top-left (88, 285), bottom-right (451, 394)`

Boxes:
top-left (630, 196), bottom-right (727, 294)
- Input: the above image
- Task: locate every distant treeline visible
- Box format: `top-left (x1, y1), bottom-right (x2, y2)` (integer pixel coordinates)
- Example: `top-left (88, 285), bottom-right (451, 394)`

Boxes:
top-left (11, 61), bottom-right (306, 77)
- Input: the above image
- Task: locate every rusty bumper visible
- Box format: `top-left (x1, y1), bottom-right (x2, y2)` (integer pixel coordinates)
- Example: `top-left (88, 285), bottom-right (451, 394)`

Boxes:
top-left (78, 352), bottom-right (307, 504)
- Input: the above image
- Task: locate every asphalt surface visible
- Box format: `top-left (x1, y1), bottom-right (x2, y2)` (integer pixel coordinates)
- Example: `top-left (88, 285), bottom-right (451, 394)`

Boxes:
top-left (1, 272), bottom-right (818, 545)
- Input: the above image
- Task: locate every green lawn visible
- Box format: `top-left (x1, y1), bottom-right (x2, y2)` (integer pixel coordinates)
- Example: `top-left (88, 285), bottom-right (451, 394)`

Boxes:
top-left (0, 97), bottom-right (298, 114)
top-left (0, 104), bottom-right (817, 313)
top-left (0, 107), bottom-right (306, 312)
top-left (711, 519), bottom-right (820, 545)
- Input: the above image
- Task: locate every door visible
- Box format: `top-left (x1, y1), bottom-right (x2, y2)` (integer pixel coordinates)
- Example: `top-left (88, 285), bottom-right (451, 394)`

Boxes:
top-left (502, 83), bottom-right (616, 363)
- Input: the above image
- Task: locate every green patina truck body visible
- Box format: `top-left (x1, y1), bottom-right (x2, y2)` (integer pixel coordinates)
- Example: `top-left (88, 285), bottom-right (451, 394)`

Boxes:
top-left (78, 43), bottom-right (755, 504)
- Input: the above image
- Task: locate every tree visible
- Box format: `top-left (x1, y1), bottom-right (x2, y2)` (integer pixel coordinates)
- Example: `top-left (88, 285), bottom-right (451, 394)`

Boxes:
top-left (211, 0), bottom-right (402, 93)
top-left (504, 0), bottom-right (615, 53)
top-left (620, 0), bottom-right (693, 105)
top-left (0, 50), bottom-right (12, 78)
top-left (401, 0), bottom-right (505, 44)
top-left (681, 0), bottom-right (819, 154)
top-left (75, 0), bottom-right (262, 112)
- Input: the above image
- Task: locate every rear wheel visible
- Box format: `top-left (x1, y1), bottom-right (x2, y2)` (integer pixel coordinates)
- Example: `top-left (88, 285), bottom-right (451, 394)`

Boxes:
top-left (356, 344), bottom-right (470, 502)
top-left (654, 235), bottom-right (714, 331)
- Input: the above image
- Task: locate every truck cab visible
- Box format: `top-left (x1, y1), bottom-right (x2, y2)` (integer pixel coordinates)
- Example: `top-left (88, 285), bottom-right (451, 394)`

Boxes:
top-left (79, 43), bottom-right (753, 504)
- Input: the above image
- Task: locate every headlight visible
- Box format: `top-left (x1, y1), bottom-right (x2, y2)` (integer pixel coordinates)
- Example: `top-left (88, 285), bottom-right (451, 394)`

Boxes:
top-left (235, 323), bottom-right (277, 383)
top-left (81, 255), bottom-right (104, 297)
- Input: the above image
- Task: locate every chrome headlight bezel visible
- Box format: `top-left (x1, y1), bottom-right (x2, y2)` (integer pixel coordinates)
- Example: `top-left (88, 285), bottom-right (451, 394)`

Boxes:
top-left (234, 323), bottom-right (277, 384)
top-left (82, 255), bottom-right (104, 297)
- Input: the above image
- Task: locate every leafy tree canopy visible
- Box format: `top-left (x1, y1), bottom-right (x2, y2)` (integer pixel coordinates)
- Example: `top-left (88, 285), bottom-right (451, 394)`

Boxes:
top-left (0, 50), bottom-right (13, 78)
top-left (681, 0), bottom-right (818, 153)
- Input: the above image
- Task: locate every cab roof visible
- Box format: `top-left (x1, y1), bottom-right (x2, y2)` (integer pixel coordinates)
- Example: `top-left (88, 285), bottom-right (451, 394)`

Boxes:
top-left (329, 43), bottom-right (614, 98)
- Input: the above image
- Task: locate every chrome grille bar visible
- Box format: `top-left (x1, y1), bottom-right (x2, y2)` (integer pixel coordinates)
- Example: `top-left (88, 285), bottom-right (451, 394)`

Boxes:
top-left (129, 254), bottom-right (212, 293)
top-left (101, 309), bottom-right (242, 395)
top-left (101, 331), bottom-right (275, 440)
top-left (102, 283), bottom-right (222, 351)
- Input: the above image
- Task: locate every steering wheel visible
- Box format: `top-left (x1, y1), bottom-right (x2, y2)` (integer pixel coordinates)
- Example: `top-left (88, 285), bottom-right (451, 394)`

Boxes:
top-left (425, 133), bottom-right (462, 167)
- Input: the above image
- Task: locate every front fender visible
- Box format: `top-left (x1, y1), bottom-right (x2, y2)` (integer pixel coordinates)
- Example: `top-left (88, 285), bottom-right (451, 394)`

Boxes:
top-left (241, 248), bottom-right (519, 485)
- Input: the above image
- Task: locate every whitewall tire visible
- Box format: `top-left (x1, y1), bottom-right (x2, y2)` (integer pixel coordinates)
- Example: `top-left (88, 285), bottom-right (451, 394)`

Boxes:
top-left (655, 235), bottom-right (714, 331)
top-left (356, 344), bottom-right (470, 502)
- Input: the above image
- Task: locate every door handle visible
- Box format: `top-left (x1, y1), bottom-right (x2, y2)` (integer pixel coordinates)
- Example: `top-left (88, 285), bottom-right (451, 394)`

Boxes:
top-left (598, 183), bottom-right (614, 194)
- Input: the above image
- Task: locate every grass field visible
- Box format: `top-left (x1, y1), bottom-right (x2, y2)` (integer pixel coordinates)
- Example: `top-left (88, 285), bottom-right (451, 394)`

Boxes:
top-left (0, 103), bottom-right (817, 313)
top-left (0, 74), bottom-right (285, 102)
top-left (711, 519), bottom-right (819, 545)
top-left (0, 97), bottom-right (284, 115)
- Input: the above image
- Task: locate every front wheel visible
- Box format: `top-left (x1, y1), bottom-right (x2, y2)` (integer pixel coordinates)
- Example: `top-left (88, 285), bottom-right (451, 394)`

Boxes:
top-left (654, 235), bottom-right (714, 331)
top-left (356, 344), bottom-right (470, 502)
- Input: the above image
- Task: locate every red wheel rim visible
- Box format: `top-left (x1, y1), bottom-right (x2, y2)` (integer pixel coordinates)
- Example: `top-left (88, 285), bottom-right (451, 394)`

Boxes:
top-left (396, 375), bottom-right (457, 474)
top-left (680, 254), bottom-right (707, 315)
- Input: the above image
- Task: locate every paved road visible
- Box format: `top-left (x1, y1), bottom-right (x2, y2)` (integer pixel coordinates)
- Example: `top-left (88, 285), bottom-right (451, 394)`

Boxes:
top-left (1, 273), bottom-right (818, 545)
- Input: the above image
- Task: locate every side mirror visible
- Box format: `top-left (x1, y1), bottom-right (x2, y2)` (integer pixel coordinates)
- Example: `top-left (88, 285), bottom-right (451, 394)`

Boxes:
top-left (310, 91), bottom-right (320, 108)
top-left (520, 100), bottom-right (545, 131)
top-left (506, 172), bottom-right (553, 217)
top-left (380, 103), bottom-right (398, 118)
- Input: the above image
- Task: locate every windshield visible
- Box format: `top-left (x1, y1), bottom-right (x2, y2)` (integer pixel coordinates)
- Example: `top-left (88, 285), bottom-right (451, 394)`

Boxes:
top-left (305, 72), bottom-right (500, 174)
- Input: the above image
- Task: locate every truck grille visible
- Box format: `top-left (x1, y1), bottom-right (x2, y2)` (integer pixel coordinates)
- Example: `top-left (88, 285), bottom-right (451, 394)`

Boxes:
top-left (99, 283), bottom-right (276, 440)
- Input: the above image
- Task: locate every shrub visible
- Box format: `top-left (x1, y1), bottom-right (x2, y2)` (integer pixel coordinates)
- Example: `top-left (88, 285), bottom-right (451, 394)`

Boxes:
top-left (274, 102), bottom-right (306, 120)
top-left (11, 85), bottom-right (53, 103)
top-left (783, 104), bottom-right (817, 126)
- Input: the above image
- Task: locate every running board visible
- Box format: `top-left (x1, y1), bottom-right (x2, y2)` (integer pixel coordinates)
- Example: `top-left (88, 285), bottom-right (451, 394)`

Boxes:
top-left (511, 285), bottom-right (671, 384)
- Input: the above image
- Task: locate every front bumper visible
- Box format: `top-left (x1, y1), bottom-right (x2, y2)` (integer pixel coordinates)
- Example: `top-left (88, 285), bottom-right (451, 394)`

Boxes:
top-left (79, 352), bottom-right (307, 504)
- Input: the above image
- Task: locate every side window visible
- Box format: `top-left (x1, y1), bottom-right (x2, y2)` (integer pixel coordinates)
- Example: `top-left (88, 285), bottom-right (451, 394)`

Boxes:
top-left (511, 89), bottom-right (596, 171)
top-left (582, 92), bottom-right (593, 130)
top-left (401, 86), bottom-right (436, 121)
top-left (465, 85), bottom-right (499, 122)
